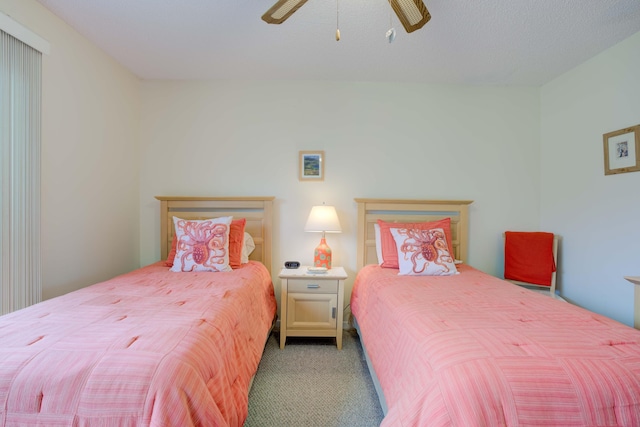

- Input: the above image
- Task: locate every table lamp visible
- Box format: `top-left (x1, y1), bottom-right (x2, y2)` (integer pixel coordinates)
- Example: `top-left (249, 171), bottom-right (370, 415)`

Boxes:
top-left (304, 204), bottom-right (342, 269)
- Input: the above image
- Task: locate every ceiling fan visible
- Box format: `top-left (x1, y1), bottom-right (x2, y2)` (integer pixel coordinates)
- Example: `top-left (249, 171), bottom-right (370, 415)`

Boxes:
top-left (261, 0), bottom-right (431, 34)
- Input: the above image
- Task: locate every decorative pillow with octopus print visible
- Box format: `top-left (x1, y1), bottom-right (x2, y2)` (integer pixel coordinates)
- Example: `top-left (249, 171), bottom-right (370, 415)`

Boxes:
top-left (377, 218), bottom-right (454, 269)
top-left (389, 227), bottom-right (458, 276)
top-left (170, 216), bottom-right (233, 272)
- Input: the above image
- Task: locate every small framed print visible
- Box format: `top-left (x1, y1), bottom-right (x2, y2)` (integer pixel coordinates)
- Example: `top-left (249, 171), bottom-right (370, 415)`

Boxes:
top-left (299, 151), bottom-right (324, 181)
top-left (603, 125), bottom-right (640, 175)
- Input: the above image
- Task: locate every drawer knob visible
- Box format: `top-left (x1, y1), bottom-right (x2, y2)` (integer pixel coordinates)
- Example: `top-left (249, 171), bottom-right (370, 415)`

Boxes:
top-left (307, 284), bottom-right (320, 289)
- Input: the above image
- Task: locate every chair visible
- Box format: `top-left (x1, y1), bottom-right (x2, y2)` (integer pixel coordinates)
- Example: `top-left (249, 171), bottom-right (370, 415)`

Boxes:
top-left (503, 231), bottom-right (559, 297)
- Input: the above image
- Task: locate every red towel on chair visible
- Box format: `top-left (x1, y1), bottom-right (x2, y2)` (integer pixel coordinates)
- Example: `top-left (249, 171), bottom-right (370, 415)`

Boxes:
top-left (504, 231), bottom-right (556, 287)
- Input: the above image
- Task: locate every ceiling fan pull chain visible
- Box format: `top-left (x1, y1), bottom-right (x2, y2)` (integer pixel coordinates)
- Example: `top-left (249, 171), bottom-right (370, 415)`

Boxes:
top-left (336, 0), bottom-right (340, 41)
top-left (386, 1), bottom-right (396, 43)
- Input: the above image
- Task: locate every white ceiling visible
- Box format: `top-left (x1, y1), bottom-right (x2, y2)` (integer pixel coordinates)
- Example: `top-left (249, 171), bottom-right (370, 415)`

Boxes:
top-left (36, 0), bottom-right (640, 86)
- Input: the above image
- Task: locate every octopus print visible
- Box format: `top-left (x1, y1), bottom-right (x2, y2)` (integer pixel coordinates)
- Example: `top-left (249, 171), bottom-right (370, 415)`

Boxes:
top-left (397, 228), bottom-right (453, 274)
top-left (174, 219), bottom-right (229, 272)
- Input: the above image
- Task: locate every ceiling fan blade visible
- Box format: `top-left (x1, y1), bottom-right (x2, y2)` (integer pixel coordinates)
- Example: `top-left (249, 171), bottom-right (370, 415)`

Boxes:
top-left (389, 0), bottom-right (431, 33)
top-left (262, 0), bottom-right (310, 24)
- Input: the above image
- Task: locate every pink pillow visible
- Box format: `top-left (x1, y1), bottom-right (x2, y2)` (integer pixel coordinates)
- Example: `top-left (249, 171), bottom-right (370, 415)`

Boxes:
top-left (378, 218), bottom-right (454, 269)
top-left (165, 234), bottom-right (178, 267)
top-left (390, 227), bottom-right (457, 276)
top-left (166, 218), bottom-right (246, 269)
top-left (228, 218), bottom-right (246, 269)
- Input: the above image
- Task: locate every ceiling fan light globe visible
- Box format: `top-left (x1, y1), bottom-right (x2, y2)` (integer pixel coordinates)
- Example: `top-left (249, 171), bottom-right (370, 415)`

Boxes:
top-left (386, 28), bottom-right (396, 43)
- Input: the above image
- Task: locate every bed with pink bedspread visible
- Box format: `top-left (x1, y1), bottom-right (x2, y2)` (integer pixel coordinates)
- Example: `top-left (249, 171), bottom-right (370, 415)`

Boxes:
top-left (0, 196), bottom-right (277, 426)
top-left (352, 264), bottom-right (640, 426)
top-left (0, 261), bottom-right (276, 426)
top-left (352, 198), bottom-right (640, 426)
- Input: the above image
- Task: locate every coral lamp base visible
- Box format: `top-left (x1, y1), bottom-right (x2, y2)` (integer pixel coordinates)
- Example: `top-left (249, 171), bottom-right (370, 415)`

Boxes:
top-left (313, 237), bottom-right (332, 269)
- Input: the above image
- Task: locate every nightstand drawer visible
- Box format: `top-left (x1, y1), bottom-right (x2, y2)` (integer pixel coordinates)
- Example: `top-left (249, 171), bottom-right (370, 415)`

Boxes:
top-left (287, 278), bottom-right (338, 294)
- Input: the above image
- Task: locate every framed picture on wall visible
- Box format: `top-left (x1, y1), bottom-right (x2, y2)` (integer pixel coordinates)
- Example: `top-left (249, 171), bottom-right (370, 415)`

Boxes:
top-left (603, 125), bottom-right (640, 175)
top-left (299, 151), bottom-right (325, 181)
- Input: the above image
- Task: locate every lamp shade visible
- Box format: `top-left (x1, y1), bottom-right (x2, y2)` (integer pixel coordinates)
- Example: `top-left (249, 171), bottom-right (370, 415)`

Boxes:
top-left (304, 205), bottom-right (342, 233)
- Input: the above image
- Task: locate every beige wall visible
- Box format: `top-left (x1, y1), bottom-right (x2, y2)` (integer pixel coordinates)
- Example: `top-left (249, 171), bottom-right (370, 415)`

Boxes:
top-left (541, 30), bottom-right (640, 326)
top-left (0, 0), bottom-right (141, 300)
top-left (139, 80), bottom-right (541, 310)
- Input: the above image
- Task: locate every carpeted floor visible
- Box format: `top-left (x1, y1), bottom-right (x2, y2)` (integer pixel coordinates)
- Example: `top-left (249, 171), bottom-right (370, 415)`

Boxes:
top-left (244, 330), bottom-right (385, 427)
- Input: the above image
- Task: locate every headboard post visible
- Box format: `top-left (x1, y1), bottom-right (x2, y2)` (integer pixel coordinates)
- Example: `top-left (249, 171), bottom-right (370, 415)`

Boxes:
top-left (262, 199), bottom-right (273, 274)
top-left (159, 198), bottom-right (169, 259)
top-left (354, 198), bottom-right (473, 270)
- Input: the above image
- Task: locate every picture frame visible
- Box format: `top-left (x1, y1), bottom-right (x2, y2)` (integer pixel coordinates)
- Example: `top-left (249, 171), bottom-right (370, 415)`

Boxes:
top-left (603, 125), bottom-right (640, 175)
top-left (299, 151), bottom-right (325, 181)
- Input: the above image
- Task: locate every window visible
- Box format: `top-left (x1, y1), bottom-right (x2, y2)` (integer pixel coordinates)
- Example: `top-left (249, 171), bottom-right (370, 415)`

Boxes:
top-left (0, 15), bottom-right (48, 314)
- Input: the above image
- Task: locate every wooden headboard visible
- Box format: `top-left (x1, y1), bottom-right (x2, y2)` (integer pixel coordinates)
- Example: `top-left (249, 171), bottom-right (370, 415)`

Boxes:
top-left (355, 198), bottom-right (473, 270)
top-left (155, 196), bottom-right (275, 274)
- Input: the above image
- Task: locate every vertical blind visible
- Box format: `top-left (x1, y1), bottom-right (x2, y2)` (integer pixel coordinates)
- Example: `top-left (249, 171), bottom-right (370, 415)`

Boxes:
top-left (0, 29), bottom-right (42, 315)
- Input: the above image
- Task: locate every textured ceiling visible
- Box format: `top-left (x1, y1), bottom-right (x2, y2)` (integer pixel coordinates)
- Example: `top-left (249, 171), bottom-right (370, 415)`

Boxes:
top-left (36, 0), bottom-right (640, 86)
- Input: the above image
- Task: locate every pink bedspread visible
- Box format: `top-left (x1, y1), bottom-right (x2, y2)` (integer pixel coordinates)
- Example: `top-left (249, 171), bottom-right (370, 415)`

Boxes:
top-left (0, 261), bottom-right (276, 427)
top-left (351, 264), bottom-right (640, 426)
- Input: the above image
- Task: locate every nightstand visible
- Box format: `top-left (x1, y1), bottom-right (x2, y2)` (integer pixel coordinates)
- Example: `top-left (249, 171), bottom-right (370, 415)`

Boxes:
top-left (279, 266), bottom-right (347, 349)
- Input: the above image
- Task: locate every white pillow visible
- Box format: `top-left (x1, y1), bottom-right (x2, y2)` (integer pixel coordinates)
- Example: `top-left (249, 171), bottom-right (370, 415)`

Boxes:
top-left (241, 232), bottom-right (256, 264)
top-left (390, 227), bottom-right (458, 276)
top-left (170, 216), bottom-right (233, 272)
top-left (374, 223), bottom-right (383, 265)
